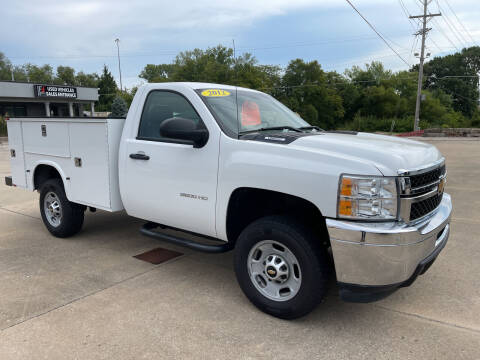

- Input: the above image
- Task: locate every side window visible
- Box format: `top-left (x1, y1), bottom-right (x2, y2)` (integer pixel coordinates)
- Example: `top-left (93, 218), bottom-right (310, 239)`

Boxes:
top-left (138, 91), bottom-right (203, 141)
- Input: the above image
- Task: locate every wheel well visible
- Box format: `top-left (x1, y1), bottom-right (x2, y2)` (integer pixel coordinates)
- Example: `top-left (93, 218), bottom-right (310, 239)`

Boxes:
top-left (226, 188), bottom-right (329, 246)
top-left (33, 165), bottom-right (62, 190)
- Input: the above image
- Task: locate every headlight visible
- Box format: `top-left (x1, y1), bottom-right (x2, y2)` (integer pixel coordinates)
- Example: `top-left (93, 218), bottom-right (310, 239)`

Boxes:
top-left (337, 175), bottom-right (398, 220)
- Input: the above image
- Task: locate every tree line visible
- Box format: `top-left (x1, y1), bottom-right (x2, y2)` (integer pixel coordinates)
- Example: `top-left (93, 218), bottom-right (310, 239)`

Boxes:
top-left (1, 45), bottom-right (479, 132)
top-left (138, 45), bottom-right (480, 131)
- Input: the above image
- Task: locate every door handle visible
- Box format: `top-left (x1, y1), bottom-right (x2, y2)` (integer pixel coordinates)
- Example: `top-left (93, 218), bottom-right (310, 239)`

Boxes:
top-left (129, 153), bottom-right (150, 160)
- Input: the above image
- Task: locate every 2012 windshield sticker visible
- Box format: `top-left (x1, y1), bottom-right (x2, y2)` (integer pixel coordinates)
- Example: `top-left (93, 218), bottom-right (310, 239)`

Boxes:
top-left (201, 89), bottom-right (231, 97)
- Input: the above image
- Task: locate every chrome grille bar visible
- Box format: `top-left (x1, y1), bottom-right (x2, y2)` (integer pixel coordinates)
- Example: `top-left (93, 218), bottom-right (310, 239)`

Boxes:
top-left (397, 159), bottom-right (447, 222)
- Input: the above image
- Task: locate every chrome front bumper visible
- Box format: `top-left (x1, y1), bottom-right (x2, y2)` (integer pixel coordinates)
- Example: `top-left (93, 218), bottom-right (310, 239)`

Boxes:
top-left (326, 193), bottom-right (452, 287)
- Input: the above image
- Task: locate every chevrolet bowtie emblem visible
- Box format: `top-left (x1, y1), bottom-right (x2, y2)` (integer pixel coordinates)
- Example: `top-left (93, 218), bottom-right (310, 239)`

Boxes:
top-left (438, 178), bottom-right (445, 195)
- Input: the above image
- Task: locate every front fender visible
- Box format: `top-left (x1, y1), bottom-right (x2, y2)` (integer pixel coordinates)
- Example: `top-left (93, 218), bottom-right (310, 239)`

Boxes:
top-left (215, 134), bottom-right (381, 241)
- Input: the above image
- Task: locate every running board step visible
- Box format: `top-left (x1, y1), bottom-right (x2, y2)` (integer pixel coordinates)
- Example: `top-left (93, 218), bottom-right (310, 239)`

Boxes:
top-left (140, 222), bottom-right (234, 253)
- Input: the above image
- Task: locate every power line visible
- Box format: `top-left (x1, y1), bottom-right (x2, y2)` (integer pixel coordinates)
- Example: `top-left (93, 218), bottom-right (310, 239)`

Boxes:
top-left (409, 35), bottom-right (420, 63)
top-left (321, 51), bottom-right (412, 70)
top-left (432, 18), bottom-right (459, 51)
top-left (402, 0), bottom-right (442, 55)
top-left (8, 34), bottom-right (416, 61)
top-left (411, 0), bottom-right (459, 51)
top-left (259, 73), bottom-right (476, 92)
top-left (398, 0), bottom-right (417, 31)
top-left (429, 34), bottom-right (443, 52)
top-left (345, 0), bottom-right (411, 67)
top-left (402, 0), bottom-right (439, 60)
top-left (236, 35), bottom-right (381, 51)
top-left (7, 52), bottom-right (180, 60)
top-left (435, 0), bottom-right (469, 47)
top-left (447, 90), bottom-right (479, 103)
top-left (442, 0), bottom-right (478, 45)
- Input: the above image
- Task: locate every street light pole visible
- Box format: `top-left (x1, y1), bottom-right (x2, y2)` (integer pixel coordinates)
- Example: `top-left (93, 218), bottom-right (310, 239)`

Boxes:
top-left (115, 38), bottom-right (123, 91)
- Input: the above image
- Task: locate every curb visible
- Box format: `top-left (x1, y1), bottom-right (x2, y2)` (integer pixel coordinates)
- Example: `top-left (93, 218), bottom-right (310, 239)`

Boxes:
top-left (412, 137), bottom-right (480, 141)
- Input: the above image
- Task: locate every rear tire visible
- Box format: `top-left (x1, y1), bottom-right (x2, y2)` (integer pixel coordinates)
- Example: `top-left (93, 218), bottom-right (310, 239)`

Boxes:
top-left (39, 179), bottom-right (84, 238)
top-left (234, 216), bottom-right (329, 319)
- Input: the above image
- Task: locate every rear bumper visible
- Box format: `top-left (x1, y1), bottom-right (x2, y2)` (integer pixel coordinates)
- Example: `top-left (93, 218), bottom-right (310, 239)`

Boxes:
top-left (326, 193), bottom-right (452, 301)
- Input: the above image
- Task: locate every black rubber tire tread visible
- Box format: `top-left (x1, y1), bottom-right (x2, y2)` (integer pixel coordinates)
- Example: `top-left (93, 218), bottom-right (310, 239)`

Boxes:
top-left (39, 179), bottom-right (84, 238)
top-left (234, 215), bottom-right (329, 319)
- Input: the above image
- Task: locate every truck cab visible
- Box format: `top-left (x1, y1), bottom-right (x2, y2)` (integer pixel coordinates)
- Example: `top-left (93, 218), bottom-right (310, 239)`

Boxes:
top-left (5, 82), bottom-right (452, 319)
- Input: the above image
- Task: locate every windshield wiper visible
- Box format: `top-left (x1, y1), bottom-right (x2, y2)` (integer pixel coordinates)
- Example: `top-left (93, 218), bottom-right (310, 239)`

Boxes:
top-left (239, 126), bottom-right (303, 135)
top-left (298, 126), bottom-right (324, 131)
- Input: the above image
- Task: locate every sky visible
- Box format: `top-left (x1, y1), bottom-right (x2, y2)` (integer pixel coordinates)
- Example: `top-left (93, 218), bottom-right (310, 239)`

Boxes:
top-left (1, 0), bottom-right (479, 89)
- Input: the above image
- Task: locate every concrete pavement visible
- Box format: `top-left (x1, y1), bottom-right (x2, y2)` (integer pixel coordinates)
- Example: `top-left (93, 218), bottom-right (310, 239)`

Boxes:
top-left (0, 136), bottom-right (479, 359)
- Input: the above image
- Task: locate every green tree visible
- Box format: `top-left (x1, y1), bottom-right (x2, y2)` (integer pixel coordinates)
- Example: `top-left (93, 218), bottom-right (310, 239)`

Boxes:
top-left (24, 64), bottom-right (54, 83)
top-left (357, 86), bottom-right (401, 118)
top-left (0, 52), bottom-right (13, 80)
top-left (139, 64), bottom-right (176, 82)
top-left (279, 59), bottom-right (344, 129)
top-left (138, 45), bottom-right (281, 91)
top-left (326, 71), bottom-right (361, 123)
top-left (172, 45), bottom-right (234, 83)
top-left (75, 72), bottom-right (99, 87)
top-left (231, 59), bottom-right (281, 90)
top-left (11, 65), bottom-right (28, 82)
top-left (111, 96), bottom-right (128, 118)
top-left (0, 115), bottom-right (6, 136)
top-left (422, 46), bottom-right (480, 117)
top-left (97, 65), bottom-right (117, 111)
top-left (116, 87), bottom-right (137, 108)
top-left (303, 104), bottom-right (319, 126)
top-left (345, 61), bottom-right (393, 87)
top-left (55, 66), bottom-right (76, 85)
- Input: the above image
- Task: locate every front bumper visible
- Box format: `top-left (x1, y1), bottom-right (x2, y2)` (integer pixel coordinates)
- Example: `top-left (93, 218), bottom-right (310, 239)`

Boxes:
top-left (326, 193), bottom-right (452, 302)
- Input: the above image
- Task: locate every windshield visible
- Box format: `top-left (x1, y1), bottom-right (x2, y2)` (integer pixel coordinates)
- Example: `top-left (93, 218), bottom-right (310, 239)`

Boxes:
top-left (197, 88), bottom-right (311, 137)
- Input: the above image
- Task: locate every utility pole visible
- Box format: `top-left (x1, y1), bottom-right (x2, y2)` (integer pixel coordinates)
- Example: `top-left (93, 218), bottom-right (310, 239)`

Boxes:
top-left (115, 38), bottom-right (123, 91)
top-left (410, 1), bottom-right (441, 131)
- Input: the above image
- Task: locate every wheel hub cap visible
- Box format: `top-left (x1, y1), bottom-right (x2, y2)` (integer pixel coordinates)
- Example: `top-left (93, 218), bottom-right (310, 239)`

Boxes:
top-left (247, 240), bottom-right (302, 302)
top-left (43, 192), bottom-right (62, 227)
top-left (264, 255), bottom-right (289, 283)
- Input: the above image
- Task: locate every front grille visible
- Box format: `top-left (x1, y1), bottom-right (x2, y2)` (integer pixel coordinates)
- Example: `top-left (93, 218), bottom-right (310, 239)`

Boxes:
top-left (409, 164), bottom-right (446, 189)
top-left (410, 192), bottom-right (443, 221)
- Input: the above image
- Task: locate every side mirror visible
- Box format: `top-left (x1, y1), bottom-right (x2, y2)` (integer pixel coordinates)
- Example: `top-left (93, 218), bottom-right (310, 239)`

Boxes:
top-left (159, 117), bottom-right (209, 148)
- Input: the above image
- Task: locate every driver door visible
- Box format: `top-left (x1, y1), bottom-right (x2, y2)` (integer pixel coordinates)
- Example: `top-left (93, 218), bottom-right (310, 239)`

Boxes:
top-left (122, 90), bottom-right (219, 237)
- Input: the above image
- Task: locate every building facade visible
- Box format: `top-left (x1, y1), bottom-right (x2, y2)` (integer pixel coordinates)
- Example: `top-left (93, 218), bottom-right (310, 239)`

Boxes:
top-left (0, 81), bottom-right (99, 118)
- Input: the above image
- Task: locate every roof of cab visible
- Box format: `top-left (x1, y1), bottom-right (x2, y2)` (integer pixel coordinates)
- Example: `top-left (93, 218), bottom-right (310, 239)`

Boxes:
top-left (142, 82), bottom-right (259, 93)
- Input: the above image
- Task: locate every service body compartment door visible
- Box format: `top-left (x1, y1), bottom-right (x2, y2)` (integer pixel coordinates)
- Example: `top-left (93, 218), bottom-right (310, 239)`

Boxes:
top-left (6, 121), bottom-right (27, 188)
top-left (22, 121), bottom-right (70, 157)
top-left (68, 122), bottom-right (111, 209)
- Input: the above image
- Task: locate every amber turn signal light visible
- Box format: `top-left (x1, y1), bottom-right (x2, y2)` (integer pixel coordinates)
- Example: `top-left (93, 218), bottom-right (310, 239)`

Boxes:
top-left (338, 199), bottom-right (353, 216)
top-left (340, 177), bottom-right (353, 196)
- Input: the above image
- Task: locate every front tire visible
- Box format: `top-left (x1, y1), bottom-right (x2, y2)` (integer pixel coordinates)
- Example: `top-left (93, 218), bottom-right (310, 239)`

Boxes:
top-left (234, 216), bottom-right (329, 319)
top-left (39, 179), bottom-right (84, 238)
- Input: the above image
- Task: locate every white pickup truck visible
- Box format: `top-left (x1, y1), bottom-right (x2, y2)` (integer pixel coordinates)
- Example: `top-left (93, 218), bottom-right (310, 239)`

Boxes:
top-left (5, 82), bottom-right (452, 319)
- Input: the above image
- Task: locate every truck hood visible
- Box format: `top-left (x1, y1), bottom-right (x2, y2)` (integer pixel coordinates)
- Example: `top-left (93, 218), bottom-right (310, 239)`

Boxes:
top-left (293, 132), bottom-right (442, 176)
